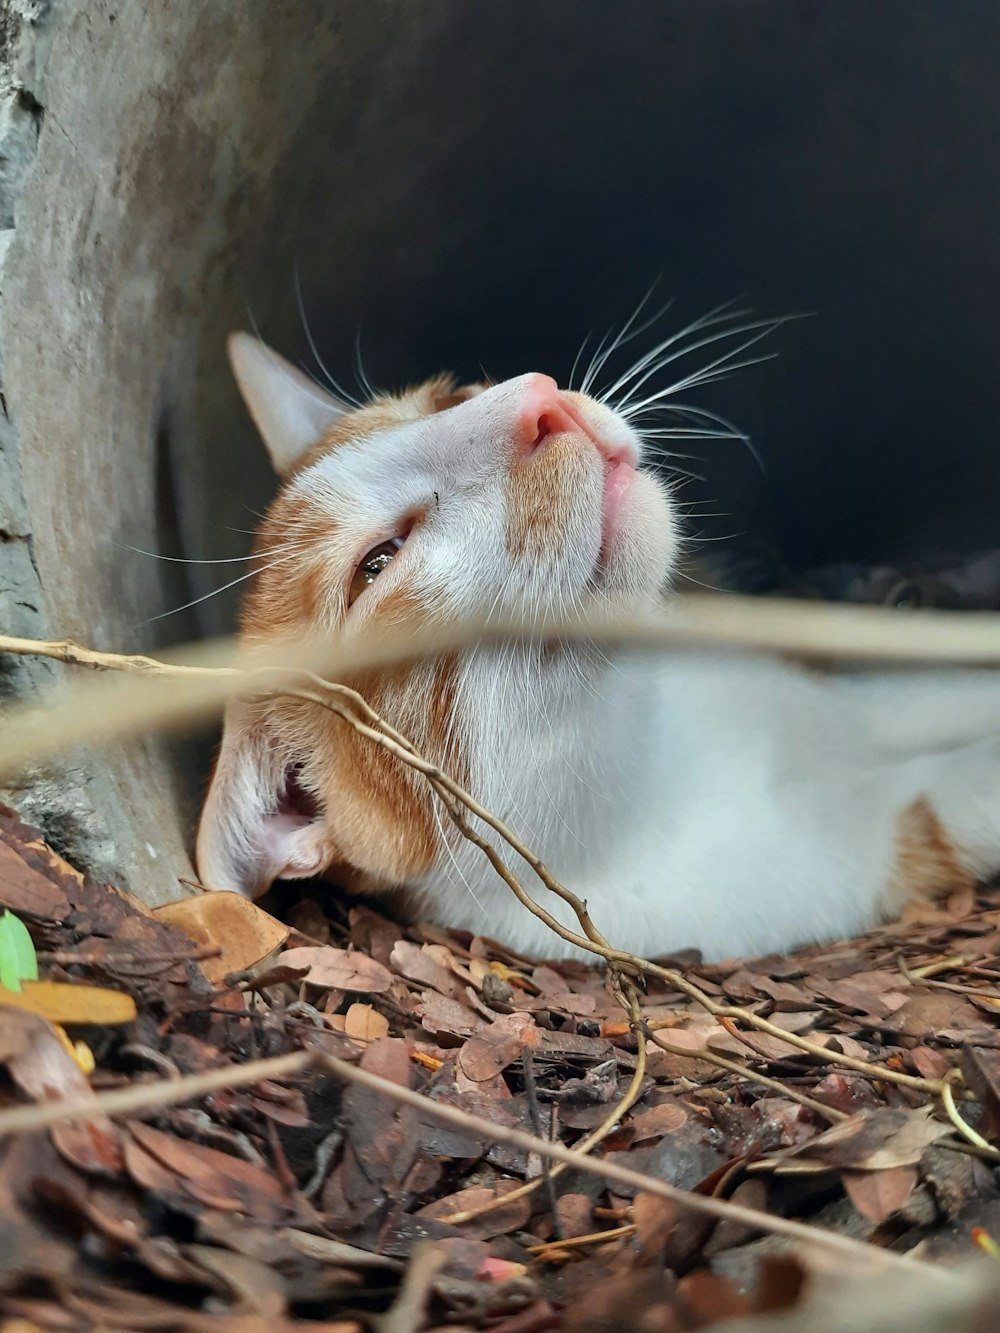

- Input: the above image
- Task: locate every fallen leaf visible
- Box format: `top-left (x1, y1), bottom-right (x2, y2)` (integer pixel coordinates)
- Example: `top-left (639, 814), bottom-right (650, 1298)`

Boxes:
top-left (343, 1002), bottom-right (390, 1042)
top-left (184, 1243), bottom-right (287, 1317)
top-left (330, 1037), bottom-right (420, 1226)
top-left (127, 1122), bottom-right (291, 1222)
top-left (278, 946), bottom-right (393, 993)
top-left (458, 1013), bottom-right (537, 1082)
top-left (770, 1107), bottom-right (949, 1172)
top-left (629, 1101), bottom-right (688, 1142)
top-left (556, 1193), bottom-right (594, 1239)
top-left (154, 891), bottom-right (289, 983)
top-left (842, 1165), bottom-right (918, 1222)
top-left (0, 979), bottom-right (136, 1025)
top-left (963, 1045), bottom-right (1000, 1138)
top-left (0, 910), bottom-right (38, 991)
top-left (881, 990), bottom-right (983, 1038)
top-left (476, 1255), bottom-right (529, 1281)
top-left (632, 1190), bottom-right (678, 1258)
top-left (418, 1181), bottom-right (532, 1239)
top-left (390, 940), bottom-right (458, 995)
top-left (0, 829), bottom-right (70, 921)
top-left (0, 1005), bottom-right (94, 1102)
top-left (676, 1268), bottom-right (751, 1324)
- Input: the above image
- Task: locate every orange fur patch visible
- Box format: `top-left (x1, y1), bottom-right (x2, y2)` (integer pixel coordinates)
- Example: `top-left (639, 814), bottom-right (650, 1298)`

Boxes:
top-left (886, 795), bottom-right (974, 912)
top-left (231, 375), bottom-right (487, 889)
top-left (287, 376), bottom-right (485, 478)
top-left (504, 434), bottom-right (592, 558)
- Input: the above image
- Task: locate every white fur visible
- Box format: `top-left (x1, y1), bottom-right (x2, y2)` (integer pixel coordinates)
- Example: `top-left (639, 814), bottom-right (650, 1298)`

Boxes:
top-left (199, 337), bottom-right (1000, 962)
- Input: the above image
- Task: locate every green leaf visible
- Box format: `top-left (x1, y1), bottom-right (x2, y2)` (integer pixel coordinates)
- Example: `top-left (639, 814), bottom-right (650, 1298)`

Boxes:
top-left (0, 911), bottom-right (39, 992)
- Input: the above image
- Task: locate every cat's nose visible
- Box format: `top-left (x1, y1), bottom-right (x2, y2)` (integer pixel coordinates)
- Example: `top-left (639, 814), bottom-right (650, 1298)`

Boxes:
top-left (513, 373), bottom-right (591, 455)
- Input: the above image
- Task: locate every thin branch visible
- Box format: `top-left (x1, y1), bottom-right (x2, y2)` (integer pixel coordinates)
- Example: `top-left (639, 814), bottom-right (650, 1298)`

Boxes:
top-left (646, 1029), bottom-right (848, 1122)
top-left (0, 1031), bottom-right (964, 1276)
top-left (310, 1050), bottom-right (949, 1277)
top-left (528, 1223), bottom-right (636, 1258)
top-left (442, 984), bottom-right (648, 1226)
top-left (0, 1050), bottom-right (311, 1138)
top-left (1, 630), bottom-right (960, 1107)
top-left (8, 591), bottom-right (1000, 777)
top-left (940, 1078), bottom-right (1000, 1160)
top-left (0, 635), bottom-right (230, 676)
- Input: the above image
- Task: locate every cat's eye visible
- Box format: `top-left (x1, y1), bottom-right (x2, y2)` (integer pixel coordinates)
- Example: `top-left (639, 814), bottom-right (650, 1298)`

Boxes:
top-left (348, 537), bottom-right (405, 607)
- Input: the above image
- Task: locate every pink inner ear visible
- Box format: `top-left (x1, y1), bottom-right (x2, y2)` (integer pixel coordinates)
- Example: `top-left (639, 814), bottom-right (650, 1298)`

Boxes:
top-left (278, 763), bottom-right (321, 821)
top-left (261, 812), bottom-right (327, 880)
top-left (263, 764), bottom-right (327, 879)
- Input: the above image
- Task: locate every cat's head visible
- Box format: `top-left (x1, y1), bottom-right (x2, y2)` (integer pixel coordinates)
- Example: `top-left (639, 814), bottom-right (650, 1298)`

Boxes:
top-left (196, 334), bottom-right (678, 899)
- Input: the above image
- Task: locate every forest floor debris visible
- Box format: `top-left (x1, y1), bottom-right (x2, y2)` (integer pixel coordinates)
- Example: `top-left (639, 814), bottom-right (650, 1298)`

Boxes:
top-left (1, 802), bottom-right (1000, 1329)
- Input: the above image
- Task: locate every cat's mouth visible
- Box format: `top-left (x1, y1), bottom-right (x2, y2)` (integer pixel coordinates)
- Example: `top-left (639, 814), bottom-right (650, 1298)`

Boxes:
top-left (598, 452), bottom-right (636, 566)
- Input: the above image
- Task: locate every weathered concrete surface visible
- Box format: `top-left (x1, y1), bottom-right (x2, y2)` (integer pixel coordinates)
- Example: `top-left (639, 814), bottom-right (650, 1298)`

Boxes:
top-left (0, 0), bottom-right (154, 894)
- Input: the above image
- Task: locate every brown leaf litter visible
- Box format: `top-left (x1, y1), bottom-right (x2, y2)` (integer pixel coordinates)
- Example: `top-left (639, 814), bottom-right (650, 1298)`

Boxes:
top-left (2, 801), bottom-right (1000, 1329)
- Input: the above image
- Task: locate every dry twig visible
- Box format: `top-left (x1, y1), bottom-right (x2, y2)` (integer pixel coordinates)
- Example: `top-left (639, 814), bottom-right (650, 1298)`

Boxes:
top-left (7, 592), bottom-right (1000, 774)
top-left (0, 630), bottom-right (971, 1149)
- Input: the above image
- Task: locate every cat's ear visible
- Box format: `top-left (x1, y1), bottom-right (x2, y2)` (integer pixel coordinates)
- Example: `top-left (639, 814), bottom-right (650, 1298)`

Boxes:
top-left (196, 702), bottom-right (336, 898)
top-left (228, 332), bottom-right (349, 475)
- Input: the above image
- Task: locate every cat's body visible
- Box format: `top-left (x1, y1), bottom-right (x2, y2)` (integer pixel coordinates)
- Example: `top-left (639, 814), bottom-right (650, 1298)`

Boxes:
top-left (197, 332), bottom-right (1000, 962)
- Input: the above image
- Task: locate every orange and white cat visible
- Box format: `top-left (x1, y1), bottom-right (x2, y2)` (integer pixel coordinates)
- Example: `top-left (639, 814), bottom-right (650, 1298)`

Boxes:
top-left (197, 331), bottom-right (1000, 961)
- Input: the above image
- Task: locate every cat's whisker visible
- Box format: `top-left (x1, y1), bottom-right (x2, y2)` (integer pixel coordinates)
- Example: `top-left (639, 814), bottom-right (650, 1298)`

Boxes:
top-left (612, 316), bottom-right (788, 416)
top-left (655, 464), bottom-right (709, 485)
top-left (116, 540), bottom-right (307, 565)
top-left (292, 267), bottom-right (363, 409)
top-left (432, 797), bottom-right (488, 918)
top-left (640, 426), bottom-right (744, 439)
top-left (676, 570), bottom-right (730, 593)
top-left (596, 301), bottom-right (753, 404)
top-left (579, 281), bottom-right (673, 396)
top-left (638, 401), bottom-right (766, 475)
top-left (244, 297), bottom-right (358, 414)
top-left (643, 350), bottom-right (781, 402)
top-left (142, 549), bottom-right (302, 625)
top-left (568, 329), bottom-right (594, 392)
top-left (353, 325), bottom-right (377, 402)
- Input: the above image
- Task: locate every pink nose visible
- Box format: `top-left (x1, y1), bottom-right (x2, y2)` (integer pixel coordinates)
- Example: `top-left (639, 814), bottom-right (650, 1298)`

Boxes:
top-left (513, 373), bottom-right (593, 455)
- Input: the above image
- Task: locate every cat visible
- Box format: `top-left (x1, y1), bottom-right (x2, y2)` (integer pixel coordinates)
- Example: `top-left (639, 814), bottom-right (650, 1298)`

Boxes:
top-left (196, 332), bottom-right (1000, 962)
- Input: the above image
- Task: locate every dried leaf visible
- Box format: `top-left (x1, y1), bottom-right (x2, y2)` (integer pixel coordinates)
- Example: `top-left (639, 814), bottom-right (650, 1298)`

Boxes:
top-left (0, 827), bottom-right (70, 921)
top-left (418, 1181), bottom-right (532, 1239)
top-left (632, 1190), bottom-right (679, 1258)
top-left (154, 891), bottom-right (289, 983)
top-left (772, 1107), bottom-right (949, 1172)
top-left (390, 940), bottom-right (457, 995)
top-left (127, 1122), bottom-right (291, 1222)
top-left (882, 990), bottom-right (983, 1038)
top-left (628, 1100), bottom-right (688, 1142)
top-left (185, 1243), bottom-right (287, 1317)
top-left (458, 1013), bottom-right (536, 1082)
top-left (842, 1165), bottom-right (918, 1222)
top-left (555, 1193), bottom-right (594, 1239)
top-left (343, 1002), bottom-right (390, 1042)
top-left (0, 979), bottom-right (136, 1025)
top-left (278, 946), bottom-right (393, 993)
top-left (0, 1005), bottom-right (93, 1102)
